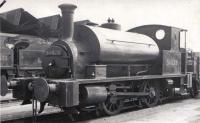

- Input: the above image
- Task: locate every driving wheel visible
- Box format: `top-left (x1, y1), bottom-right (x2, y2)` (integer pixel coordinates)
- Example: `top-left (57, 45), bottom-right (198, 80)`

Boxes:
top-left (101, 96), bottom-right (123, 115)
top-left (142, 82), bottom-right (159, 108)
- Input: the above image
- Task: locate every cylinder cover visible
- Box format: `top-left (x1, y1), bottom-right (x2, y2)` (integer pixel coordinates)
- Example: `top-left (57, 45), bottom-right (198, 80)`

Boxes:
top-left (80, 86), bottom-right (107, 104)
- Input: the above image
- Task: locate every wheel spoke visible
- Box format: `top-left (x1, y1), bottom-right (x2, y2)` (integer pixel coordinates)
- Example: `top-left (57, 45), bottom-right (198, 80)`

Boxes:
top-left (113, 104), bottom-right (117, 110)
top-left (109, 103), bottom-right (113, 110)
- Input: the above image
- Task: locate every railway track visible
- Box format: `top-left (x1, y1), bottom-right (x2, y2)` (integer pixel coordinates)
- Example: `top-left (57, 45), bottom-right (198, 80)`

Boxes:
top-left (3, 111), bottom-right (69, 123)
top-left (1, 103), bottom-right (63, 123)
top-left (0, 93), bottom-right (21, 108)
top-left (0, 99), bottom-right (21, 108)
top-left (0, 94), bottom-right (199, 123)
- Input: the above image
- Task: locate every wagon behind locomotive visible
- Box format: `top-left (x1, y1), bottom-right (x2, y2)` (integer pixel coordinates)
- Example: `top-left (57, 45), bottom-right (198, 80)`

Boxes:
top-left (0, 8), bottom-right (60, 95)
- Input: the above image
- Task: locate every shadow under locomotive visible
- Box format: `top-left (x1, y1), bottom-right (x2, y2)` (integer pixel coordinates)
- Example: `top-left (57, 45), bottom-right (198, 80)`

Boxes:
top-left (1, 3), bottom-right (200, 118)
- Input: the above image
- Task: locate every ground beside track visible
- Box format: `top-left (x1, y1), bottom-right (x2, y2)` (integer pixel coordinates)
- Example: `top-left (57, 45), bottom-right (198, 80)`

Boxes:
top-left (0, 96), bottom-right (200, 123)
top-left (0, 93), bottom-right (14, 101)
top-left (1, 104), bottom-right (63, 122)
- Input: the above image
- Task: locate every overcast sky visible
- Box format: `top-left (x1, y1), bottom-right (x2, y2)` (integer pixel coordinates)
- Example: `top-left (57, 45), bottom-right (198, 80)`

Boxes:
top-left (0, 0), bottom-right (200, 51)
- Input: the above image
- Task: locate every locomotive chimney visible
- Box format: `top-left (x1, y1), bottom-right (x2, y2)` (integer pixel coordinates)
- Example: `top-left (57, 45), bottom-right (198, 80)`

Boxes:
top-left (58, 4), bottom-right (77, 41)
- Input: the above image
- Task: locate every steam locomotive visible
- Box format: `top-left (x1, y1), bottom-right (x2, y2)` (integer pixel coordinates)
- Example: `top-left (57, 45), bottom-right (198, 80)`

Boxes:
top-left (1, 4), bottom-right (199, 116)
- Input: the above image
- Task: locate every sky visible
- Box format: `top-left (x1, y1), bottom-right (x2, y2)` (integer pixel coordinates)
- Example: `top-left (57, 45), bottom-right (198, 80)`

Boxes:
top-left (0, 0), bottom-right (200, 52)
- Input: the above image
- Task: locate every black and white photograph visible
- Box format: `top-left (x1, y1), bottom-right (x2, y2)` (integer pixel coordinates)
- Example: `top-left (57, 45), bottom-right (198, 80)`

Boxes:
top-left (0, 0), bottom-right (200, 123)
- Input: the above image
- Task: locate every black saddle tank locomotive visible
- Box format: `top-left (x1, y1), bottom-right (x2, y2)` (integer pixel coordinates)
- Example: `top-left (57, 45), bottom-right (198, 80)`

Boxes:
top-left (1, 4), bottom-right (199, 116)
